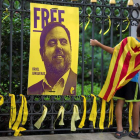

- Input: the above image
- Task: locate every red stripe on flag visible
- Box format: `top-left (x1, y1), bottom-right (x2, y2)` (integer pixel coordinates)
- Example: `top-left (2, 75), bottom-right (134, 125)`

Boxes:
top-left (117, 51), bottom-right (131, 83)
top-left (124, 49), bottom-right (140, 81)
top-left (135, 53), bottom-right (140, 67)
top-left (116, 46), bottom-right (140, 91)
top-left (126, 70), bottom-right (139, 80)
top-left (124, 47), bottom-right (140, 81)
top-left (103, 38), bottom-right (128, 100)
top-left (132, 45), bottom-right (140, 53)
top-left (106, 51), bottom-right (131, 99)
top-left (115, 51), bottom-right (131, 91)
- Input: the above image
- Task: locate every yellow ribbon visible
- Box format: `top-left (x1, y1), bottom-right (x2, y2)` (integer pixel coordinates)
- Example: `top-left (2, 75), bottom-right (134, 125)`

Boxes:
top-left (116, 17), bottom-right (130, 32)
top-left (0, 95), bottom-right (4, 106)
top-left (108, 99), bottom-right (114, 128)
top-left (78, 95), bottom-right (86, 128)
top-left (99, 99), bottom-right (106, 129)
top-left (22, 95), bottom-right (28, 125)
top-left (2, 8), bottom-right (10, 22)
top-left (129, 102), bottom-right (133, 132)
top-left (89, 94), bottom-right (97, 128)
top-left (84, 14), bottom-right (90, 31)
top-left (12, 94), bottom-right (28, 136)
top-left (54, 106), bottom-right (65, 129)
top-left (14, 127), bottom-right (26, 136)
top-left (99, 16), bottom-right (111, 35)
top-left (79, 14), bottom-right (90, 30)
top-left (71, 104), bottom-right (80, 131)
top-left (79, 22), bottom-right (83, 27)
top-left (34, 105), bottom-right (48, 129)
top-left (9, 94), bottom-right (16, 129)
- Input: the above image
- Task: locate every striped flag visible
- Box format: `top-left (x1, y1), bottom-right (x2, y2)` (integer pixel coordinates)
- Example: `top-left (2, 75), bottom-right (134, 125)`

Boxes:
top-left (98, 37), bottom-right (140, 102)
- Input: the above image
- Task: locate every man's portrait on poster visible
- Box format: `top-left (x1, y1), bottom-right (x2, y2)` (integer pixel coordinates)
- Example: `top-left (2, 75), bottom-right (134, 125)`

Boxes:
top-left (28, 22), bottom-right (77, 95)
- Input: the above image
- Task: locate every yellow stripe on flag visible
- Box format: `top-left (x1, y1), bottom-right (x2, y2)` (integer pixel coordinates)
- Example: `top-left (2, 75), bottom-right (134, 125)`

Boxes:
top-left (98, 43), bottom-right (120, 98)
top-left (108, 45), bottom-right (130, 100)
top-left (99, 37), bottom-right (140, 102)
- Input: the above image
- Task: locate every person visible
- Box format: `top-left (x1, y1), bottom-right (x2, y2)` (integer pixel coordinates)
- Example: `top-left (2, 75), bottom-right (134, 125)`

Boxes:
top-left (90, 23), bottom-right (140, 139)
top-left (28, 22), bottom-right (77, 95)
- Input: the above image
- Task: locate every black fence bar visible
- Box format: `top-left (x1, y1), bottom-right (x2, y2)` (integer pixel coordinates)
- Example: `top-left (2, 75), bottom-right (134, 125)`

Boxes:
top-left (101, 4), bottom-right (105, 88)
top-left (81, 2), bottom-right (86, 95)
top-left (0, 0), bottom-right (2, 84)
top-left (91, 2), bottom-right (96, 94)
top-left (129, 6), bottom-right (132, 36)
top-left (110, 5), bottom-right (114, 49)
top-left (20, 0), bottom-right (24, 95)
top-left (119, 1), bottom-right (123, 42)
top-left (9, 0), bottom-right (13, 93)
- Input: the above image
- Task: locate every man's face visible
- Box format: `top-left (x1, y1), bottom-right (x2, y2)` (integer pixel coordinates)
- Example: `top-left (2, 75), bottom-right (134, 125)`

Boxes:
top-left (41, 26), bottom-right (71, 75)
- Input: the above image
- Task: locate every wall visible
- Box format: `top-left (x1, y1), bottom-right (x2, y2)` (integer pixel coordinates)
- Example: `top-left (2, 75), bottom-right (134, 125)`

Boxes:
top-left (131, 0), bottom-right (140, 87)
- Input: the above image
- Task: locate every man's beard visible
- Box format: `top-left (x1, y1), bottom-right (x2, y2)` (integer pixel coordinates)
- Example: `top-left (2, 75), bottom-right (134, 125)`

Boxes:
top-left (44, 54), bottom-right (71, 76)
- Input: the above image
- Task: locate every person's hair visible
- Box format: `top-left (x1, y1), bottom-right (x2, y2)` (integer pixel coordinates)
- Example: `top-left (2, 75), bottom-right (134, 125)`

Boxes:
top-left (40, 22), bottom-right (71, 51)
top-left (137, 23), bottom-right (140, 37)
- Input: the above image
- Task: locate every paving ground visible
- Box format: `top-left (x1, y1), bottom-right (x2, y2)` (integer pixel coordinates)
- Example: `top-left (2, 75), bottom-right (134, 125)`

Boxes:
top-left (0, 132), bottom-right (136, 140)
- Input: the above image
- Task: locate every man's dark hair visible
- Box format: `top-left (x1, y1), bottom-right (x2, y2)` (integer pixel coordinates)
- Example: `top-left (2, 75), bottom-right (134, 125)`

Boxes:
top-left (40, 22), bottom-right (71, 50)
top-left (137, 23), bottom-right (140, 37)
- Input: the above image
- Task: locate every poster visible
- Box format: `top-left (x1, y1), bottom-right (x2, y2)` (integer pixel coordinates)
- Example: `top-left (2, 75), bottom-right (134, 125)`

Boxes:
top-left (27, 3), bottom-right (79, 95)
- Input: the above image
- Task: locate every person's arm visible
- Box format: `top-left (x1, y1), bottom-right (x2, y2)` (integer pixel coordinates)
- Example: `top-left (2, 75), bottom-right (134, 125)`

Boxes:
top-left (90, 39), bottom-right (114, 54)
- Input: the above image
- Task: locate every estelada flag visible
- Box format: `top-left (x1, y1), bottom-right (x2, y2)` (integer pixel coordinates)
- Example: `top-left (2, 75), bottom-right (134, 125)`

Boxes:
top-left (98, 37), bottom-right (140, 102)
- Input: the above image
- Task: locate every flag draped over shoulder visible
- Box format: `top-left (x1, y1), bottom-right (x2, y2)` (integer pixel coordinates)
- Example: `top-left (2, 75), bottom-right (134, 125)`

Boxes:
top-left (98, 37), bottom-right (140, 102)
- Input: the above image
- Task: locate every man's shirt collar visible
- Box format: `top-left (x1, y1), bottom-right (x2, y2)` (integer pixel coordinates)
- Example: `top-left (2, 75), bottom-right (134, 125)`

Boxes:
top-left (42, 69), bottom-right (70, 95)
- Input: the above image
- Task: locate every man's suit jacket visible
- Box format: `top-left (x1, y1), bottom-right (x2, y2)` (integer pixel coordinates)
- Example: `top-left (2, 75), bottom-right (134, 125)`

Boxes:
top-left (27, 69), bottom-right (77, 95)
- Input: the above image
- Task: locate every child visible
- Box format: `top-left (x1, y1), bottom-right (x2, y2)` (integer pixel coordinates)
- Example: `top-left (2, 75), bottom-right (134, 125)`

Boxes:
top-left (90, 23), bottom-right (140, 139)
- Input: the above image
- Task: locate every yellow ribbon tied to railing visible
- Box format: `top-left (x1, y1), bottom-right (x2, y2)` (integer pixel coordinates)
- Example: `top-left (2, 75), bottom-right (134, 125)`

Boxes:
top-left (79, 14), bottom-right (90, 30)
top-left (71, 104), bottom-right (80, 131)
top-left (129, 102), bottom-right (133, 132)
top-left (108, 99), bottom-right (114, 128)
top-left (21, 95), bottom-right (28, 126)
top-left (34, 105), bottom-right (48, 129)
top-left (99, 16), bottom-right (111, 35)
top-left (9, 93), bottom-right (16, 129)
top-left (84, 14), bottom-right (90, 31)
top-left (99, 99), bottom-right (106, 129)
top-left (12, 94), bottom-right (28, 136)
top-left (89, 94), bottom-right (97, 128)
top-left (2, 8), bottom-right (10, 22)
top-left (79, 22), bottom-right (83, 27)
top-left (0, 95), bottom-right (4, 106)
top-left (116, 17), bottom-right (130, 32)
top-left (78, 95), bottom-right (86, 128)
top-left (54, 106), bottom-right (65, 129)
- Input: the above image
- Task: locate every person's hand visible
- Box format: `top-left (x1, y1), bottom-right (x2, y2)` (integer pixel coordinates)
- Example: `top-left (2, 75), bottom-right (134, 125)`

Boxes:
top-left (90, 39), bottom-right (99, 46)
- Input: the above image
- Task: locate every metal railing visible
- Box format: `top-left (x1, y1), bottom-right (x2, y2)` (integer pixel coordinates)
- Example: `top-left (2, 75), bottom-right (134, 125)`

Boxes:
top-left (0, 0), bottom-right (139, 136)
